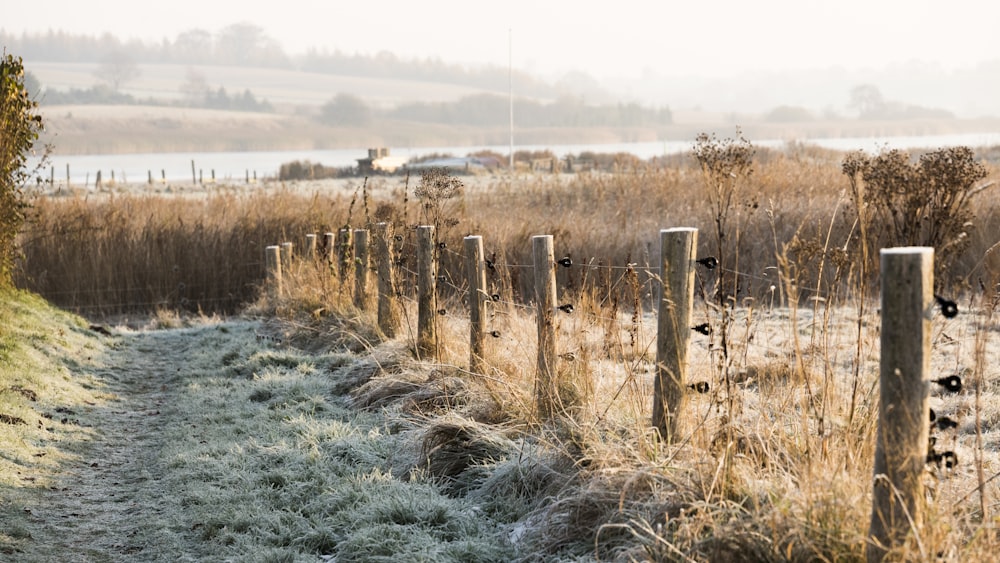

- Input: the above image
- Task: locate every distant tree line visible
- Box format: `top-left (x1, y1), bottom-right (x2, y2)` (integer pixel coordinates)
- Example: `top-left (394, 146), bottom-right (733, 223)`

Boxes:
top-left (847, 84), bottom-right (954, 120)
top-left (0, 27), bottom-right (587, 100)
top-left (760, 85), bottom-right (955, 123)
top-left (37, 82), bottom-right (272, 112)
top-left (318, 92), bottom-right (672, 128)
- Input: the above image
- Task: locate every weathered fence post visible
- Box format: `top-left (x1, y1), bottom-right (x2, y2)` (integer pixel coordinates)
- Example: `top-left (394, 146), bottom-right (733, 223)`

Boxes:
top-left (190, 160), bottom-right (196, 185)
top-left (867, 247), bottom-right (933, 562)
top-left (653, 228), bottom-right (697, 442)
top-left (533, 234), bottom-right (559, 419)
top-left (265, 245), bottom-right (282, 299)
top-left (323, 232), bottom-right (335, 266)
top-left (372, 222), bottom-right (399, 337)
top-left (337, 228), bottom-right (353, 280)
top-left (353, 229), bottom-right (370, 310)
top-left (305, 234), bottom-right (317, 261)
top-left (416, 225), bottom-right (437, 360)
top-left (280, 242), bottom-right (293, 275)
top-left (465, 235), bottom-right (488, 373)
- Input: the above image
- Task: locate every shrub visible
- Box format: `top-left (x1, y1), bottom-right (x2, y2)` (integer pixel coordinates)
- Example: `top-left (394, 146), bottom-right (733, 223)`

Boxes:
top-left (0, 52), bottom-right (44, 284)
top-left (278, 160), bottom-right (345, 180)
top-left (842, 146), bottom-right (989, 287)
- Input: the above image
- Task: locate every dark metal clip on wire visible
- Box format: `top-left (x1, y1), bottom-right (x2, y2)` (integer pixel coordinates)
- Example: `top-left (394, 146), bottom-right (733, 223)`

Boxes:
top-left (934, 294), bottom-right (958, 318)
top-left (696, 256), bottom-right (719, 270)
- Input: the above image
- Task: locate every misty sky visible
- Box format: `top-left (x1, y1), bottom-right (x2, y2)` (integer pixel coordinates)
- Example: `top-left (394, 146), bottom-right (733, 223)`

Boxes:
top-left (6, 0), bottom-right (999, 79)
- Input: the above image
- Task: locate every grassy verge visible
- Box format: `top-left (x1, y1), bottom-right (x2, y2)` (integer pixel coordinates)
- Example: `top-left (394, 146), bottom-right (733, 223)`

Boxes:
top-left (0, 288), bottom-right (109, 554)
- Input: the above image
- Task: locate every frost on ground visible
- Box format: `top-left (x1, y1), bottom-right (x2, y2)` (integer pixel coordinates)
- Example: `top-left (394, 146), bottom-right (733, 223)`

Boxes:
top-left (1, 314), bottom-right (515, 562)
top-left (4, 288), bottom-right (1000, 562)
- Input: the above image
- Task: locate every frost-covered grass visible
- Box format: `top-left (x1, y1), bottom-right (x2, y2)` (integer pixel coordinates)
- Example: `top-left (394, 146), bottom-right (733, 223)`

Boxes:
top-left (0, 288), bottom-right (109, 554)
top-left (0, 295), bottom-right (518, 560)
top-left (149, 333), bottom-right (514, 561)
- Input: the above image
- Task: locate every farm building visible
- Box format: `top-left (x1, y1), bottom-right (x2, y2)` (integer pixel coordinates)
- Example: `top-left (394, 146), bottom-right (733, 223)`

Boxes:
top-left (356, 148), bottom-right (407, 174)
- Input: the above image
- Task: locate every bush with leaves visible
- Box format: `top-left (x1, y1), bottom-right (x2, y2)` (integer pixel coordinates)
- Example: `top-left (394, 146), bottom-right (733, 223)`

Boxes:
top-left (1, 52), bottom-right (44, 284)
top-left (842, 146), bottom-right (989, 287)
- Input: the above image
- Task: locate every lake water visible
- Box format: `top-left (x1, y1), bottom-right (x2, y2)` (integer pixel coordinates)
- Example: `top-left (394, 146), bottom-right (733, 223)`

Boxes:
top-left (28, 132), bottom-right (1000, 185)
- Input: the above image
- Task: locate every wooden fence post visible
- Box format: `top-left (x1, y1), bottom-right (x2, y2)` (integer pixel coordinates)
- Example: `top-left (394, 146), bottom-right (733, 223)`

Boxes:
top-left (265, 245), bottom-right (282, 299)
top-left (353, 229), bottom-right (370, 310)
top-left (867, 247), bottom-right (933, 562)
top-left (305, 234), bottom-right (317, 260)
top-left (653, 228), bottom-right (697, 442)
top-left (372, 222), bottom-right (399, 337)
top-left (416, 225), bottom-right (437, 360)
top-left (533, 234), bottom-right (558, 419)
top-left (337, 228), bottom-right (353, 280)
top-left (280, 242), bottom-right (293, 275)
top-left (323, 232), bottom-right (335, 266)
top-left (465, 235), bottom-right (488, 373)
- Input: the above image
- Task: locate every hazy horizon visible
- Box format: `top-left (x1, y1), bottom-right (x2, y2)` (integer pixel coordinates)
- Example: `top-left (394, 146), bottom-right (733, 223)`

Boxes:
top-left (6, 0), bottom-right (1000, 81)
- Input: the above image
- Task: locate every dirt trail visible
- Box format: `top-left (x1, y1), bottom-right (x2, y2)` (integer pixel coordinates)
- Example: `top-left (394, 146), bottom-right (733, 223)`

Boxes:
top-left (18, 329), bottom-right (197, 562)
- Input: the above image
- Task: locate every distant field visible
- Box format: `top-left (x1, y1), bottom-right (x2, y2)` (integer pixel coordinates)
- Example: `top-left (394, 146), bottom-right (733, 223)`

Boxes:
top-left (27, 62), bottom-right (1000, 155)
top-left (29, 62), bottom-right (500, 109)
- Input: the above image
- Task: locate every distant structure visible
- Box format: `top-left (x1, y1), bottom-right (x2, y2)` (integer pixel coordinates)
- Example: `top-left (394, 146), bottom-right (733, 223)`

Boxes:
top-left (356, 148), bottom-right (407, 175)
top-left (404, 156), bottom-right (496, 174)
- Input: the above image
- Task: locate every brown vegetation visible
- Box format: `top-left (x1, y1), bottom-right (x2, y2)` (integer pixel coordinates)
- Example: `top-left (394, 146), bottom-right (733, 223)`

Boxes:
top-left (12, 142), bottom-right (1000, 560)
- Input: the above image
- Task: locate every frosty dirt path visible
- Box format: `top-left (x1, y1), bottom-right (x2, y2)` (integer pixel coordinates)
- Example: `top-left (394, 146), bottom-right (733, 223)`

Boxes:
top-left (16, 327), bottom-right (200, 561)
top-left (10, 319), bottom-right (514, 562)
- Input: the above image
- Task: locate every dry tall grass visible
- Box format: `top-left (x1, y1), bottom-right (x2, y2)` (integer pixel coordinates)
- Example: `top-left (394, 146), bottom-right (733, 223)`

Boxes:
top-left (13, 143), bottom-right (1000, 560)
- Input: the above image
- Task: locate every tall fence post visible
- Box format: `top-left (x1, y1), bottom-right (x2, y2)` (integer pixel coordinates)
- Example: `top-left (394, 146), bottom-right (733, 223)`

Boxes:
top-left (280, 242), bottom-right (293, 275)
top-left (372, 222), bottom-right (399, 337)
top-left (353, 229), bottom-right (370, 310)
top-left (416, 225), bottom-right (437, 360)
top-left (533, 234), bottom-right (558, 419)
top-left (305, 234), bottom-right (317, 261)
top-left (337, 228), bottom-right (353, 280)
top-left (653, 228), bottom-right (697, 442)
top-left (465, 235), bottom-right (488, 373)
top-left (867, 247), bottom-right (933, 562)
top-left (265, 245), bottom-right (282, 300)
top-left (323, 232), bottom-right (335, 267)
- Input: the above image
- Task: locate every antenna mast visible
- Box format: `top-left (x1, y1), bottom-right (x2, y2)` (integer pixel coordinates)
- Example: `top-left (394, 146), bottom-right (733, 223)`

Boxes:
top-left (508, 28), bottom-right (514, 171)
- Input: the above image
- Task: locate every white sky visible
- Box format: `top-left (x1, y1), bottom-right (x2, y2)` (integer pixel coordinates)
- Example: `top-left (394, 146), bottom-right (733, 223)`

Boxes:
top-left (4, 0), bottom-right (999, 79)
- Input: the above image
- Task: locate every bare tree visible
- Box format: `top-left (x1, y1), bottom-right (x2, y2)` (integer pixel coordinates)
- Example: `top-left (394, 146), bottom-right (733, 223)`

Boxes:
top-left (848, 84), bottom-right (886, 119)
top-left (180, 67), bottom-right (209, 103)
top-left (94, 51), bottom-right (140, 92)
top-left (216, 23), bottom-right (288, 67)
top-left (173, 29), bottom-right (213, 63)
